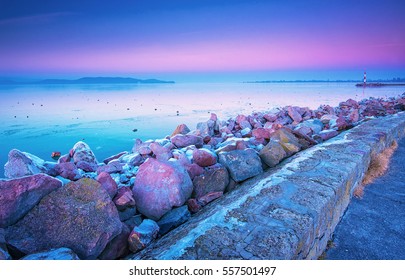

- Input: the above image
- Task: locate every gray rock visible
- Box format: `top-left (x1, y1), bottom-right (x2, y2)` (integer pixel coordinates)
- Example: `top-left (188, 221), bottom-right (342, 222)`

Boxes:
top-left (21, 248), bottom-right (80, 260)
top-left (4, 149), bottom-right (48, 179)
top-left (133, 158), bottom-right (193, 220)
top-left (128, 219), bottom-right (159, 253)
top-left (192, 164), bottom-right (229, 198)
top-left (157, 206), bottom-right (191, 236)
top-left (5, 178), bottom-right (122, 260)
top-left (218, 149), bottom-right (263, 182)
top-left (259, 140), bottom-right (288, 167)
top-left (0, 174), bottom-right (62, 227)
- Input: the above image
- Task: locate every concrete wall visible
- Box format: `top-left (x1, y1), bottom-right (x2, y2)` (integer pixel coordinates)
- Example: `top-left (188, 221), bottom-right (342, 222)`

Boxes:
top-left (129, 112), bottom-right (405, 260)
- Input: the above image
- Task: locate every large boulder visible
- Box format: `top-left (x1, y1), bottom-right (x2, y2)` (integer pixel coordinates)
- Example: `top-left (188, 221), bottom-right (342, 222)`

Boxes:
top-left (259, 140), bottom-right (288, 167)
top-left (192, 164), bottom-right (229, 198)
top-left (0, 174), bottom-right (62, 228)
top-left (71, 141), bottom-right (98, 165)
top-left (4, 149), bottom-right (48, 179)
top-left (5, 178), bottom-right (122, 260)
top-left (218, 149), bottom-right (263, 182)
top-left (170, 134), bottom-right (203, 148)
top-left (21, 248), bottom-right (80, 260)
top-left (132, 158), bottom-right (193, 220)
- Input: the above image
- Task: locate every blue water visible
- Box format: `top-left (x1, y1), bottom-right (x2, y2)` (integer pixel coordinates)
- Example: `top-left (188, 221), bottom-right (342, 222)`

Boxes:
top-left (1, 82), bottom-right (404, 177)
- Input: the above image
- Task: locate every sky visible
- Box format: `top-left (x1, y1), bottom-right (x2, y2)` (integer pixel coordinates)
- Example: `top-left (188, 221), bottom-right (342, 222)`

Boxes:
top-left (1, 0), bottom-right (405, 82)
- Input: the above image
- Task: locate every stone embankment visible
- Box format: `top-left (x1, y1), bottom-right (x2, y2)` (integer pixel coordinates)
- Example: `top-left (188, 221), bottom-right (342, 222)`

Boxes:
top-left (0, 94), bottom-right (404, 260)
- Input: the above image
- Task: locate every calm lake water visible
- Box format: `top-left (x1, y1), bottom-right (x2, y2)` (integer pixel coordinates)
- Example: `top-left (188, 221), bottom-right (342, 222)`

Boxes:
top-left (1, 82), bottom-right (404, 177)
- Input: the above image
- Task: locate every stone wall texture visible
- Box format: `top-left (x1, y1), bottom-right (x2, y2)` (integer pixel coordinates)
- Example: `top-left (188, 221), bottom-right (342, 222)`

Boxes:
top-left (129, 112), bottom-right (405, 260)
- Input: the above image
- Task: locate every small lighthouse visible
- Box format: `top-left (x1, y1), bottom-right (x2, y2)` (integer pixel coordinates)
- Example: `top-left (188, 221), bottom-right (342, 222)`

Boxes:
top-left (363, 70), bottom-right (367, 85)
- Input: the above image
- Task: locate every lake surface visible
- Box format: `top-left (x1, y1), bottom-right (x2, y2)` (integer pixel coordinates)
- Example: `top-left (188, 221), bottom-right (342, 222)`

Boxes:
top-left (1, 82), bottom-right (404, 177)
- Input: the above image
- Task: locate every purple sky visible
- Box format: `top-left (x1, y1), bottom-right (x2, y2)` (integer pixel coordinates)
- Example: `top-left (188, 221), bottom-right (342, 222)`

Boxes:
top-left (1, 0), bottom-right (404, 81)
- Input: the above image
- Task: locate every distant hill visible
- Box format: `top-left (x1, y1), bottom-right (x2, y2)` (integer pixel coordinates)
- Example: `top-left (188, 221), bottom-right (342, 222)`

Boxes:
top-left (0, 77), bottom-right (175, 85)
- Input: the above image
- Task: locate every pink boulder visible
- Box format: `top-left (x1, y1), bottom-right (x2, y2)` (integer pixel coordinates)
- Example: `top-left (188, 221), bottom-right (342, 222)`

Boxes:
top-left (192, 148), bottom-right (217, 167)
top-left (132, 159), bottom-right (193, 220)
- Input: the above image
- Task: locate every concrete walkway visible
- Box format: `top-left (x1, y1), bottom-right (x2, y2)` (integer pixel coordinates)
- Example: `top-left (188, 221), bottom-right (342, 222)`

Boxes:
top-left (326, 137), bottom-right (405, 259)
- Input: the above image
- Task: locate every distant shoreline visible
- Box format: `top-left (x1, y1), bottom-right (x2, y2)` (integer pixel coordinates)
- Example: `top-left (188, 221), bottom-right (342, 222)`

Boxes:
top-left (0, 77), bottom-right (175, 85)
top-left (355, 83), bottom-right (405, 87)
top-left (245, 79), bottom-right (405, 84)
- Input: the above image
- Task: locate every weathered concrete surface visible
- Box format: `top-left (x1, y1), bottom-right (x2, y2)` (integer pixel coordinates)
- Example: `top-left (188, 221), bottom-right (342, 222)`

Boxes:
top-left (129, 112), bottom-right (405, 260)
top-left (325, 137), bottom-right (405, 259)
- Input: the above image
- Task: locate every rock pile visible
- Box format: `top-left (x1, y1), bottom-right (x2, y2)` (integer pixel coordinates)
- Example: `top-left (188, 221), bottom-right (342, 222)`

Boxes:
top-left (0, 94), bottom-right (404, 259)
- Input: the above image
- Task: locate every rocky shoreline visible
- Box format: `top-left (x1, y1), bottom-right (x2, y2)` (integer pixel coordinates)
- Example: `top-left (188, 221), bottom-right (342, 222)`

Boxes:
top-left (1, 94), bottom-right (404, 260)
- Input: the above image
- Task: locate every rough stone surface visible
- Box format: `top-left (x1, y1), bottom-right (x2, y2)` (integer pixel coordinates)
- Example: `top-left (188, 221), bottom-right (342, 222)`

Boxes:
top-left (171, 134), bottom-right (203, 148)
top-left (96, 172), bottom-right (118, 199)
top-left (157, 206), bottom-right (191, 236)
top-left (259, 140), bottom-right (287, 167)
top-left (72, 141), bottom-right (98, 165)
top-left (5, 178), bottom-right (122, 260)
top-left (171, 124), bottom-right (191, 137)
top-left (0, 174), bottom-right (62, 227)
top-left (192, 148), bottom-right (217, 167)
top-left (4, 149), bottom-right (48, 179)
top-left (99, 223), bottom-right (130, 260)
top-left (270, 128), bottom-right (302, 156)
top-left (21, 248), bottom-right (80, 260)
top-left (0, 247), bottom-right (11, 260)
top-left (97, 160), bottom-right (123, 174)
top-left (76, 160), bottom-right (98, 172)
top-left (192, 164), bottom-right (229, 198)
top-left (133, 158), bottom-right (193, 220)
top-left (113, 187), bottom-right (136, 211)
top-left (128, 219), bottom-right (159, 253)
top-left (55, 162), bottom-right (82, 181)
top-left (218, 149), bottom-right (263, 182)
top-left (126, 112), bottom-right (405, 260)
